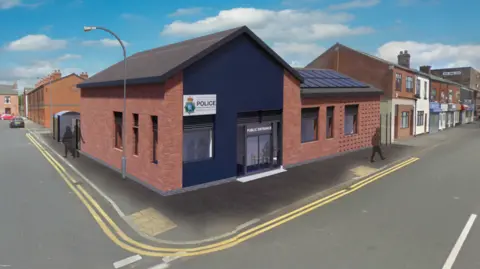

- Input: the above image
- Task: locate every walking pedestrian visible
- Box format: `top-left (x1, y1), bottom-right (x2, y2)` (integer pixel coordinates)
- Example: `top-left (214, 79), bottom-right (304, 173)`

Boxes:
top-left (62, 126), bottom-right (74, 158)
top-left (370, 127), bottom-right (385, 163)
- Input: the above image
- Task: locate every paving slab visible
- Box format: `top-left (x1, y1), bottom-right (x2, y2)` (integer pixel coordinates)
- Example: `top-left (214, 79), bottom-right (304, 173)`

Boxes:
top-left (24, 120), bottom-right (476, 244)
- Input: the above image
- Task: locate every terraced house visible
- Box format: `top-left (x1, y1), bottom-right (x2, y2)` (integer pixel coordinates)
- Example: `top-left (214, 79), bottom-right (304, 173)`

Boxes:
top-left (27, 70), bottom-right (87, 128)
top-left (307, 45), bottom-right (429, 143)
top-left (0, 82), bottom-right (19, 115)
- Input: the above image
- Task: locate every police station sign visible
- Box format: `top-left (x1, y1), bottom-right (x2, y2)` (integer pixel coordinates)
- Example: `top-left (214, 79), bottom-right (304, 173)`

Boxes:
top-left (183, 95), bottom-right (217, 116)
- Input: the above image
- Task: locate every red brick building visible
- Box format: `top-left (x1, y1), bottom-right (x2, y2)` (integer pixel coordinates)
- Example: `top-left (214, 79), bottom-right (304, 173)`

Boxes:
top-left (28, 70), bottom-right (87, 128)
top-left (0, 83), bottom-right (19, 115)
top-left (307, 44), bottom-right (423, 143)
top-left (78, 26), bottom-right (382, 195)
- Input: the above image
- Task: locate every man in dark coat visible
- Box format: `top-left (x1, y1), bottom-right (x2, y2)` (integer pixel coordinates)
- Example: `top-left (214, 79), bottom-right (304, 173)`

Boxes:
top-left (370, 127), bottom-right (385, 163)
top-left (62, 126), bottom-right (74, 158)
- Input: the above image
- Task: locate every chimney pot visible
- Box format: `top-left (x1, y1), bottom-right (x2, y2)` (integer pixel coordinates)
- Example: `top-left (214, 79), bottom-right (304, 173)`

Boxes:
top-left (397, 49), bottom-right (411, 68)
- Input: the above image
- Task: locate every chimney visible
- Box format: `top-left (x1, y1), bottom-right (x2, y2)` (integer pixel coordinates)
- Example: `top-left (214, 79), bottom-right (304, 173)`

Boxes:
top-left (420, 65), bottom-right (432, 74)
top-left (12, 80), bottom-right (18, 90)
top-left (80, 72), bottom-right (89, 79)
top-left (50, 69), bottom-right (62, 81)
top-left (397, 50), bottom-right (411, 68)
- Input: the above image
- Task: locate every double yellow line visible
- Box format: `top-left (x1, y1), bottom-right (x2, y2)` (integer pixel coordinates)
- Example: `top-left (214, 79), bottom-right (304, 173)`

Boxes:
top-left (26, 132), bottom-right (419, 257)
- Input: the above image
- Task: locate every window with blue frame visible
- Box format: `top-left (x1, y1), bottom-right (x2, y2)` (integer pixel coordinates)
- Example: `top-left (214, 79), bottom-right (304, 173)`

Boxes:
top-left (344, 105), bottom-right (358, 135)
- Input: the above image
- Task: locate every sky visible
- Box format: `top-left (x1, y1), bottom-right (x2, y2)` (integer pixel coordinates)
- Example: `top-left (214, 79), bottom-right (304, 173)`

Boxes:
top-left (1, 0), bottom-right (479, 91)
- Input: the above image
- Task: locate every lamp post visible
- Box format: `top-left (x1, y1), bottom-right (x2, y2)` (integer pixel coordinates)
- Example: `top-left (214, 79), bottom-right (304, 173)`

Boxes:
top-left (84, 26), bottom-right (127, 179)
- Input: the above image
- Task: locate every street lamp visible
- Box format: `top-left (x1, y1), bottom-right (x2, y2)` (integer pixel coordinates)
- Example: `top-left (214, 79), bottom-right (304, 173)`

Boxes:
top-left (84, 26), bottom-right (127, 179)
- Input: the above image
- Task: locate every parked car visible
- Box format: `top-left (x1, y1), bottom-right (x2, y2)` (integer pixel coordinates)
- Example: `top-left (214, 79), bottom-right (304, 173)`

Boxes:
top-left (10, 117), bottom-right (24, 128)
top-left (0, 114), bottom-right (14, 121)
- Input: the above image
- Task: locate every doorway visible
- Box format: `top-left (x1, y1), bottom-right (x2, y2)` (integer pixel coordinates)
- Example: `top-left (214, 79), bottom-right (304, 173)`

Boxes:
top-left (4, 108), bottom-right (11, 114)
top-left (237, 121), bottom-right (280, 176)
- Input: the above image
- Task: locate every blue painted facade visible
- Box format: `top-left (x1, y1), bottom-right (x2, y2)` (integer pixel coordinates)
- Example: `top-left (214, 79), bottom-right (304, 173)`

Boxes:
top-left (182, 34), bottom-right (285, 187)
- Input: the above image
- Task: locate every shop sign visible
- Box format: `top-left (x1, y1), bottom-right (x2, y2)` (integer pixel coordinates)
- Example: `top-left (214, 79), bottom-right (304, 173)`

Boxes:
top-left (183, 95), bottom-right (216, 116)
top-left (441, 103), bottom-right (449, 111)
top-left (442, 71), bottom-right (461, 76)
top-left (448, 104), bottom-right (457, 111)
top-left (246, 123), bottom-right (272, 135)
top-left (429, 102), bottom-right (442, 113)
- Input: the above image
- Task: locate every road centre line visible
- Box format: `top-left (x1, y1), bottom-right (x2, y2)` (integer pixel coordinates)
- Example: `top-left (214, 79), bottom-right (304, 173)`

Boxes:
top-left (442, 214), bottom-right (477, 269)
top-left (25, 133), bottom-right (419, 257)
top-left (113, 254), bottom-right (142, 269)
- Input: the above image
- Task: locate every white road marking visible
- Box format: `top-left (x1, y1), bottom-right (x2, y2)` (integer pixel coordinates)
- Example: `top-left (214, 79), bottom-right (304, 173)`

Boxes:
top-left (113, 255), bottom-right (142, 269)
top-left (442, 214), bottom-right (477, 269)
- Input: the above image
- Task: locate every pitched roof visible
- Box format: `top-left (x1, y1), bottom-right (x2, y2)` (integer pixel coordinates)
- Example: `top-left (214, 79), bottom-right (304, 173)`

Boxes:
top-left (321, 43), bottom-right (471, 90)
top-left (0, 84), bottom-right (17, 95)
top-left (79, 26), bottom-right (303, 88)
top-left (29, 73), bottom-right (85, 94)
top-left (297, 68), bottom-right (382, 96)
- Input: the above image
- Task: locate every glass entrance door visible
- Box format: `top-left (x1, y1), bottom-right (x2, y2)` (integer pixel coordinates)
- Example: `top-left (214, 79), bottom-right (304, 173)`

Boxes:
top-left (246, 134), bottom-right (272, 173)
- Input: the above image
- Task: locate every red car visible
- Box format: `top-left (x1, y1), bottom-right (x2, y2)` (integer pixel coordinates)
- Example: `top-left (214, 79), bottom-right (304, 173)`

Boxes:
top-left (0, 114), bottom-right (14, 120)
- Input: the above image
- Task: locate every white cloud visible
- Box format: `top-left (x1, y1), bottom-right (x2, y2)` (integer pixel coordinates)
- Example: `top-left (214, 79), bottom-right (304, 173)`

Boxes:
top-left (169, 7), bottom-right (203, 17)
top-left (328, 0), bottom-right (380, 10)
top-left (57, 54), bottom-right (81, 61)
top-left (82, 39), bottom-right (129, 47)
top-left (272, 42), bottom-right (325, 67)
top-left (376, 41), bottom-right (480, 69)
top-left (5, 35), bottom-right (67, 51)
top-left (0, 0), bottom-right (20, 9)
top-left (161, 8), bottom-right (373, 41)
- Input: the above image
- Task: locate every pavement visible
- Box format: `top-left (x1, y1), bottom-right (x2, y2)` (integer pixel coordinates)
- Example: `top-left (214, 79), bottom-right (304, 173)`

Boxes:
top-left (4, 118), bottom-right (479, 268)
top-left (25, 119), bottom-right (479, 246)
top-left (27, 120), bottom-right (428, 244)
top-left (169, 122), bottom-right (480, 269)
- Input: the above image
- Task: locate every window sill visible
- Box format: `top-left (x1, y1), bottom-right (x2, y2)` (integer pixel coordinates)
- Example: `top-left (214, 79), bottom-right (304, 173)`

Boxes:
top-left (326, 137), bottom-right (334, 140)
top-left (114, 147), bottom-right (123, 152)
top-left (301, 139), bottom-right (319, 144)
top-left (344, 133), bottom-right (358, 137)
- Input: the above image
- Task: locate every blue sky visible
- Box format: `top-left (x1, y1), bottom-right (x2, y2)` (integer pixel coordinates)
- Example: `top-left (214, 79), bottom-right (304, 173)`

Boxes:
top-left (1, 0), bottom-right (479, 89)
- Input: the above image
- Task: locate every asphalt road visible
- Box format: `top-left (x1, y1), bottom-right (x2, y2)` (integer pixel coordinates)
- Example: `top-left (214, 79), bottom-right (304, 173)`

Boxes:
top-left (0, 122), bottom-right (134, 269)
top-left (174, 125), bottom-right (480, 269)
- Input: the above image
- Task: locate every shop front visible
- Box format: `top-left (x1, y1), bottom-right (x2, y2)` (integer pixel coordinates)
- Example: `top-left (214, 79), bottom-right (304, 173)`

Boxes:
top-left (461, 99), bottom-right (474, 123)
top-left (429, 102), bottom-right (441, 134)
top-left (439, 104), bottom-right (448, 130)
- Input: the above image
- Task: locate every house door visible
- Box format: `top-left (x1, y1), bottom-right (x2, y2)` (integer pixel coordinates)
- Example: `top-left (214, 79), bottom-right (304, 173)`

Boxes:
top-left (4, 108), bottom-right (11, 114)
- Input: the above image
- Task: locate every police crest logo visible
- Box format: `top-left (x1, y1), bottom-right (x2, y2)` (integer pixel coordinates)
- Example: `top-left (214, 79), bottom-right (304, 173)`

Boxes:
top-left (184, 96), bottom-right (196, 114)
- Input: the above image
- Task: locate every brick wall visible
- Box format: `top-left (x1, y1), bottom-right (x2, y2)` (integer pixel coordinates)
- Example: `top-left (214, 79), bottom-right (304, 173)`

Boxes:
top-left (307, 45), bottom-right (391, 98)
top-left (392, 67), bottom-right (416, 100)
top-left (283, 71), bottom-right (380, 166)
top-left (80, 73), bottom-right (183, 192)
top-left (395, 104), bottom-right (413, 139)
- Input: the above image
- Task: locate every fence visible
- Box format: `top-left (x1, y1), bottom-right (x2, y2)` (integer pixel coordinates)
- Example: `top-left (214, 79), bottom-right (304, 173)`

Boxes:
top-left (379, 112), bottom-right (393, 146)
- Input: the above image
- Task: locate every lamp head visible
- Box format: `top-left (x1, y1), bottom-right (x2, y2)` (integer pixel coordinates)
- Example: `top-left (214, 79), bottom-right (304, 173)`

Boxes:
top-left (83, 26), bottom-right (96, 32)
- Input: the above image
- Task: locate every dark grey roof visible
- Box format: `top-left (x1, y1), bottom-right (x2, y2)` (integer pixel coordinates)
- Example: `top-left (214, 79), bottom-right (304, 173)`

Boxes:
top-left (296, 68), bottom-right (382, 96)
top-left (79, 26), bottom-right (303, 88)
top-left (0, 84), bottom-right (17, 95)
top-left (297, 68), bottom-right (368, 88)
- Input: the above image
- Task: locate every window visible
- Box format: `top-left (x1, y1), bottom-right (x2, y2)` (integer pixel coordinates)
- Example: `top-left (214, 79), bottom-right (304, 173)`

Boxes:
top-left (301, 108), bottom-right (319, 143)
top-left (183, 116), bottom-right (214, 163)
top-left (401, 112), bottom-right (409, 128)
top-left (326, 106), bottom-right (334, 139)
top-left (406, 76), bottom-right (414, 92)
top-left (417, 111), bottom-right (424, 126)
top-left (114, 112), bottom-right (123, 149)
top-left (4, 96), bottom-right (11, 104)
top-left (416, 78), bottom-right (421, 95)
top-left (424, 81), bottom-right (428, 99)
top-left (431, 88), bottom-right (437, 102)
top-left (344, 105), bottom-right (358, 135)
top-left (395, 73), bottom-right (402, 91)
top-left (133, 113), bottom-right (139, 155)
top-left (151, 116), bottom-right (158, 164)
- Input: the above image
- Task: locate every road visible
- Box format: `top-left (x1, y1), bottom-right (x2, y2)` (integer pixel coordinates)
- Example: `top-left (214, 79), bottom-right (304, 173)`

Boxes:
top-left (174, 125), bottom-right (480, 269)
top-left (0, 121), bottom-right (134, 269)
